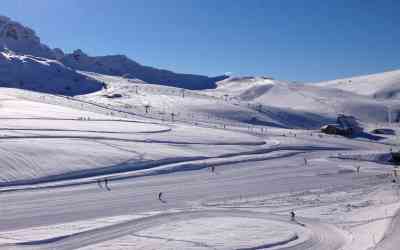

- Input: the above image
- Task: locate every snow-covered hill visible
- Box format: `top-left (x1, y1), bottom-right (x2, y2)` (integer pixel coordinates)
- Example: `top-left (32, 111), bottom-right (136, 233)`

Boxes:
top-left (77, 72), bottom-right (337, 129)
top-left (206, 76), bottom-right (398, 124)
top-left (0, 87), bottom-right (266, 186)
top-left (0, 51), bottom-right (103, 95)
top-left (316, 69), bottom-right (400, 99)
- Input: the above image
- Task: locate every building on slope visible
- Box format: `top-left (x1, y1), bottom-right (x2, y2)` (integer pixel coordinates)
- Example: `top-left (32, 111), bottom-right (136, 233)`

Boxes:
top-left (321, 114), bottom-right (363, 136)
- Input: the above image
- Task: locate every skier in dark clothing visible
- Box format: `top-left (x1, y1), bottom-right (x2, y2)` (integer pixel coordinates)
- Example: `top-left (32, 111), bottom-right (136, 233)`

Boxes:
top-left (97, 179), bottom-right (102, 189)
top-left (104, 178), bottom-right (111, 191)
top-left (290, 211), bottom-right (296, 221)
top-left (158, 192), bottom-right (163, 201)
top-left (356, 166), bottom-right (361, 175)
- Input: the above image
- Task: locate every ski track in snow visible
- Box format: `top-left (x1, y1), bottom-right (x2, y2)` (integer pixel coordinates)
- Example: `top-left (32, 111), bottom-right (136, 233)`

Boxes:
top-left (374, 208), bottom-right (400, 250)
top-left (0, 210), bottom-right (345, 250)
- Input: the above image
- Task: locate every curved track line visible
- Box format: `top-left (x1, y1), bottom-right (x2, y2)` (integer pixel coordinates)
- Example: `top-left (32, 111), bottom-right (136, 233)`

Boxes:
top-left (374, 208), bottom-right (400, 250)
top-left (0, 135), bottom-right (266, 146)
top-left (0, 127), bottom-right (172, 134)
top-left (0, 210), bottom-right (345, 250)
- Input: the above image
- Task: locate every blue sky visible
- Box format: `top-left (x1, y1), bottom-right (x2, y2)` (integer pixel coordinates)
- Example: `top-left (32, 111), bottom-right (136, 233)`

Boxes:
top-left (2, 0), bottom-right (399, 82)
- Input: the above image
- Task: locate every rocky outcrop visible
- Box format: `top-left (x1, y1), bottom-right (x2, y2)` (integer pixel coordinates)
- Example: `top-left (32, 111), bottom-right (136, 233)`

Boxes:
top-left (0, 16), bottom-right (56, 59)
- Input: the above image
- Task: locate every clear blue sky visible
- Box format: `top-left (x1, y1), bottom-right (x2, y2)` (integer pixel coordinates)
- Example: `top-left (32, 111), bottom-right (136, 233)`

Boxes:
top-left (2, 0), bottom-right (399, 82)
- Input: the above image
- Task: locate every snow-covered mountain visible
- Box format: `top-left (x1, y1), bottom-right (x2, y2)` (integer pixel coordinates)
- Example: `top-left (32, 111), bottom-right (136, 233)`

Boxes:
top-left (0, 51), bottom-right (103, 95)
top-left (0, 16), bottom-right (104, 95)
top-left (0, 15), bottom-right (227, 91)
top-left (61, 49), bottom-right (227, 90)
top-left (316, 69), bottom-right (400, 99)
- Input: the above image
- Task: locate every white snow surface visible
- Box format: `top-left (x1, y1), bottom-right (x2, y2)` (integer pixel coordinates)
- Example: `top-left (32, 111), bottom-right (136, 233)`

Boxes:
top-left (316, 69), bottom-right (400, 99)
top-left (0, 51), bottom-right (103, 95)
top-left (0, 84), bottom-right (398, 250)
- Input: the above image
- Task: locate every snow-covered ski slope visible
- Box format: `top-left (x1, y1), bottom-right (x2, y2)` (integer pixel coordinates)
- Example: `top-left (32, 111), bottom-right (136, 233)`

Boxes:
top-left (0, 88), bottom-right (270, 187)
top-left (0, 82), bottom-right (399, 249)
top-left (316, 69), bottom-right (400, 99)
top-left (79, 72), bottom-right (400, 130)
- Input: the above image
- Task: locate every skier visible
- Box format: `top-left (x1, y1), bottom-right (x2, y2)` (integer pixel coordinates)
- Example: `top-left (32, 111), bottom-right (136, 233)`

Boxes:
top-left (104, 178), bottom-right (111, 191)
top-left (290, 211), bottom-right (296, 221)
top-left (158, 192), bottom-right (163, 201)
top-left (304, 158), bottom-right (308, 167)
top-left (210, 166), bottom-right (215, 173)
top-left (97, 179), bottom-right (103, 189)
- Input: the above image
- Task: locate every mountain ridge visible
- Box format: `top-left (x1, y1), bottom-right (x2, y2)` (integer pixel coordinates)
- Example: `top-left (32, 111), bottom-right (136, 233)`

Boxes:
top-left (0, 15), bottom-right (227, 91)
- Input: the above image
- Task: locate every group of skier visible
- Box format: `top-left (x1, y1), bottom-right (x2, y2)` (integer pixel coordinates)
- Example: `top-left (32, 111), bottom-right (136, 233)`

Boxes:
top-left (97, 178), bottom-right (111, 191)
top-left (95, 165), bottom-right (300, 221)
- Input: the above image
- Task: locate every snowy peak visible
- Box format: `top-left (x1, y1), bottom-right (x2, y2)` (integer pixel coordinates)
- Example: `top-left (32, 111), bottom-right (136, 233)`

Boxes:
top-left (0, 15), bottom-right (56, 59)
